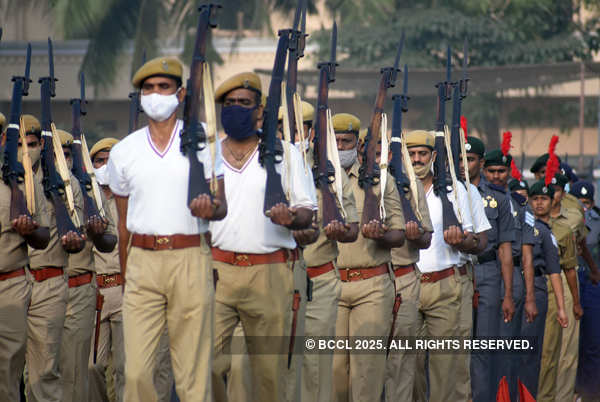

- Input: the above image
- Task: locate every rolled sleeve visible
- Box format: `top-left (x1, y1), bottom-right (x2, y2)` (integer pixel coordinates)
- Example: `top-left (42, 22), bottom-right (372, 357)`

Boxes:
top-left (542, 230), bottom-right (561, 274)
top-left (107, 146), bottom-right (130, 197)
top-left (497, 195), bottom-right (516, 244)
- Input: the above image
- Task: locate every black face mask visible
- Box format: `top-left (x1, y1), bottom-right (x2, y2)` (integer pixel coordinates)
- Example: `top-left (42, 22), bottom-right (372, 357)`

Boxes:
top-left (221, 105), bottom-right (257, 140)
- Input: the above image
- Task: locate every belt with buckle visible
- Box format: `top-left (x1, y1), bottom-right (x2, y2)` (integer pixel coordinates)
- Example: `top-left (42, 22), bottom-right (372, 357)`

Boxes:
top-left (339, 264), bottom-right (389, 282)
top-left (97, 273), bottom-right (123, 288)
top-left (392, 264), bottom-right (415, 278)
top-left (131, 234), bottom-right (202, 251)
top-left (420, 266), bottom-right (456, 283)
top-left (68, 272), bottom-right (93, 288)
top-left (211, 247), bottom-right (299, 267)
top-left (30, 267), bottom-right (63, 282)
top-left (307, 261), bottom-right (335, 279)
top-left (0, 267), bottom-right (26, 281)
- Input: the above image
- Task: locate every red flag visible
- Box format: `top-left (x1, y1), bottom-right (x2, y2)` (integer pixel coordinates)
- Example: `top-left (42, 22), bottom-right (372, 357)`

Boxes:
top-left (460, 115), bottom-right (468, 139)
top-left (496, 376), bottom-right (511, 402)
top-left (518, 379), bottom-right (536, 402)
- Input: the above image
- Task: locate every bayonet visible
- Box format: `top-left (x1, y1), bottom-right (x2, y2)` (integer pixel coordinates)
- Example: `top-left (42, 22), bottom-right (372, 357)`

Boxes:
top-left (80, 72), bottom-right (87, 115)
top-left (48, 38), bottom-right (57, 97)
top-left (24, 44), bottom-right (32, 95)
top-left (460, 38), bottom-right (469, 99)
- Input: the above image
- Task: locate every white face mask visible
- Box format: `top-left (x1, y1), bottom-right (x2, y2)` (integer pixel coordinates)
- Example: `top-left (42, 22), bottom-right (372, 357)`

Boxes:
top-left (339, 148), bottom-right (357, 169)
top-left (140, 89), bottom-right (180, 122)
top-left (94, 164), bottom-right (109, 186)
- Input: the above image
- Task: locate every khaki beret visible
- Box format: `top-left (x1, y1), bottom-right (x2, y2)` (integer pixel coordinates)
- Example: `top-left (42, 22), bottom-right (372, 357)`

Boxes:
top-left (56, 129), bottom-right (73, 146)
top-left (21, 114), bottom-right (41, 134)
top-left (405, 130), bottom-right (435, 150)
top-left (215, 72), bottom-right (262, 103)
top-left (277, 101), bottom-right (315, 122)
top-left (0, 112), bottom-right (6, 130)
top-left (90, 137), bottom-right (119, 159)
top-left (131, 57), bottom-right (183, 89)
top-left (332, 113), bottom-right (361, 133)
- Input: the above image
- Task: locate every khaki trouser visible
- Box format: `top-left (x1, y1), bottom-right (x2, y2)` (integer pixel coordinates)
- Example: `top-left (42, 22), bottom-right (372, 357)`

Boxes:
top-left (89, 284), bottom-right (125, 402)
top-left (332, 272), bottom-right (395, 402)
top-left (302, 268), bottom-right (341, 402)
top-left (384, 269), bottom-right (420, 402)
top-left (226, 323), bottom-right (253, 401)
top-left (415, 271), bottom-right (462, 402)
top-left (26, 271), bottom-right (68, 402)
top-left (122, 244), bottom-right (214, 402)
top-left (61, 280), bottom-right (96, 402)
top-left (538, 274), bottom-right (563, 401)
top-left (154, 328), bottom-right (175, 402)
top-left (555, 271), bottom-right (580, 402)
top-left (455, 265), bottom-right (473, 402)
top-left (212, 258), bottom-right (295, 402)
top-left (0, 275), bottom-right (31, 401)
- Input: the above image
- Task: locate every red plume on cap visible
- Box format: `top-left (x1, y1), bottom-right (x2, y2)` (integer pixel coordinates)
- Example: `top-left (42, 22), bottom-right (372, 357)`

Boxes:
top-left (511, 160), bottom-right (522, 181)
top-left (460, 116), bottom-right (468, 139)
top-left (501, 131), bottom-right (512, 157)
top-left (545, 135), bottom-right (560, 186)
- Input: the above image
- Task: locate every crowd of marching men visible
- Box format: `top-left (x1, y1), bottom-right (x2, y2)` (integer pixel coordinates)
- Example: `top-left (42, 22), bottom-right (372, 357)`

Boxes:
top-left (2, 4), bottom-right (600, 402)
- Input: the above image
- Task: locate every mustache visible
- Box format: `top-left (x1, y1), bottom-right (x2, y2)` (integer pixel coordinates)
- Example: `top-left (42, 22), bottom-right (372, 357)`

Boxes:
top-left (413, 162), bottom-right (425, 167)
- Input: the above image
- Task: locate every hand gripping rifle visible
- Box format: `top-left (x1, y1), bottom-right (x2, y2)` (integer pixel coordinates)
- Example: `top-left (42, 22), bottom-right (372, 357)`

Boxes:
top-left (285, 0), bottom-right (307, 144)
top-left (2, 43), bottom-right (32, 220)
top-left (433, 46), bottom-right (461, 230)
top-left (70, 72), bottom-right (103, 221)
top-left (358, 36), bottom-right (404, 225)
top-left (181, 4), bottom-right (220, 205)
top-left (39, 38), bottom-right (82, 238)
top-left (260, 22), bottom-right (291, 214)
top-left (389, 64), bottom-right (421, 226)
top-left (450, 40), bottom-right (469, 179)
top-left (312, 22), bottom-right (344, 227)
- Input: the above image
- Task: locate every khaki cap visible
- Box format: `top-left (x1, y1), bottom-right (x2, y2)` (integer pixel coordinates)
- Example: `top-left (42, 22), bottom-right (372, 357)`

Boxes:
top-left (90, 137), bottom-right (119, 159)
top-left (56, 129), bottom-right (73, 146)
top-left (214, 72), bottom-right (262, 103)
top-left (131, 57), bottom-right (183, 89)
top-left (21, 114), bottom-right (41, 134)
top-left (332, 113), bottom-right (361, 133)
top-left (405, 130), bottom-right (435, 150)
top-left (278, 101), bottom-right (315, 122)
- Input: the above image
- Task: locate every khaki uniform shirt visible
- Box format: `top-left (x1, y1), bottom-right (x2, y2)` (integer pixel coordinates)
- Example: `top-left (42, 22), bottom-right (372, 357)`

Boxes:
top-left (93, 195), bottom-right (120, 275)
top-left (563, 193), bottom-right (584, 217)
top-left (0, 179), bottom-right (49, 272)
top-left (549, 218), bottom-right (578, 271)
top-left (337, 161), bottom-right (406, 269)
top-left (29, 170), bottom-right (84, 269)
top-left (390, 178), bottom-right (433, 266)
top-left (302, 165), bottom-right (359, 268)
top-left (67, 189), bottom-right (116, 276)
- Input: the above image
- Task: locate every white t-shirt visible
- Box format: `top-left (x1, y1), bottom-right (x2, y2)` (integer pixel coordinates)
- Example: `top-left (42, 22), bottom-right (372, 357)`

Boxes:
top-left (459, 183), bottom-right (492, 264)
top-left (418, 182), bottom-right (474, 273)
top-left (210, 140), bottom-right (317, 253)
top-left (108, 119), bottom-right (223, 235)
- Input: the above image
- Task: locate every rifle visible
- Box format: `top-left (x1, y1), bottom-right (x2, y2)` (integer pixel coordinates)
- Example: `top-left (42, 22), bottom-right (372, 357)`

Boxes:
top-left (127, 51), bottom-right (146, 133)
top-left (2, 43), bottom-right (32, 220)
top-left (70, 72), bottom-right (103, 222)
top-left (39, 38), bottom-right (82, 238)
top-left (312, 22), bottom-right (343, 227)
top-left (389, 64), bottom-right (420, 225)
top-left (450, 40), bottom-right (469, 179)
top-left (180, 4), bottom-right (220, 205)
top-left (358, 35), bottom-right (404, 225)
top-left (285, 0), bottom-right (307, 144)
top-left (260, 23), bottom-right (292, 214)
top-left (433, 46), bottom-right (461, 230)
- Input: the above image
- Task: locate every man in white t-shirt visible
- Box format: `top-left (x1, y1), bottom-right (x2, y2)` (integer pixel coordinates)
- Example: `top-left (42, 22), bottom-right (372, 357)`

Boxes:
top-left (405, 130), bottom-right (479, 401)
top-left (209, 72), bottom-right (317, 402)
top-left (108, 57), bottom-right (227, 402)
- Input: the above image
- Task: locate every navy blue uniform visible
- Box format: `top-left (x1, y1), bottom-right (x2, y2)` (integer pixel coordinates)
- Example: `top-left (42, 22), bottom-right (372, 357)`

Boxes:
top-left (471, 178), bottom-right (515, 402)
top-left (519, 217), bottom-right (560, 398)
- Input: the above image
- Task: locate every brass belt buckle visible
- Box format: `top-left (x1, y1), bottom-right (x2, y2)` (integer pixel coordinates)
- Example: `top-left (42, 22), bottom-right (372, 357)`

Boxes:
top-left (349, 270), bottom-right (362, 280)
top-left (234, 254), bottom-right (250, 266)
top-left (155, 236), bottom-right (171, 249)
top-left (104, 275), bottom-right (115, 285)
top-left (421, 273), bottom-right (431, 282)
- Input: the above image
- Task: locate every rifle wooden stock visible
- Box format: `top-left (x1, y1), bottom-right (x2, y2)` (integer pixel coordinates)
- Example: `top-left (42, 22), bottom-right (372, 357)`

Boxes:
top-left (261, 31), bottom-right (290, 214)
top-left (359, 71), bottom-right (392, 225)
top-left (313, 65), bottom-right (343, 226)
top-left (181, 5), bottom-right (219, 204)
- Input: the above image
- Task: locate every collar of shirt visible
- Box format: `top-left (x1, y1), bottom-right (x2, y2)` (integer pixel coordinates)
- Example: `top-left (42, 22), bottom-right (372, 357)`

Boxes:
top-left (536, 218), bottom-right (551, 230)
top-left (348, 160), bottom-right (360, 178)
